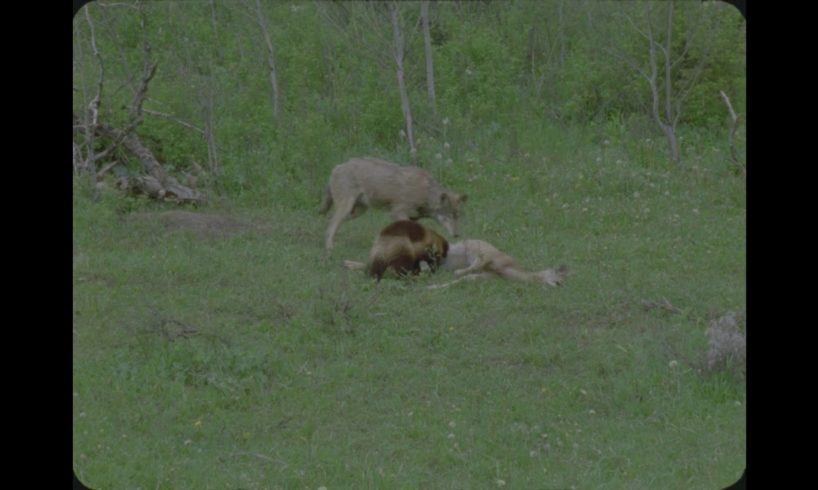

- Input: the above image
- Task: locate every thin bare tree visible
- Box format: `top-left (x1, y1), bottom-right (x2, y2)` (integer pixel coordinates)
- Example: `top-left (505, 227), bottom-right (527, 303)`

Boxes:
top-left (720, 90), bottom-right (744, 175)
top-left (202, 83), bottom-right (221, 178)
top-left (160, 1), bottom-right (223, 178)
top-left (614, 1), bottom-right (715, 165)
top-left (253, 0), bottom-right (281, 124)
top-left (653, 2), bottom-right (680, 164)
top-left (420, 1), bottom-right (436, 113)
top-left (82, 5), bottom-right (105, 181)
top-left (390, 2), bottom-right (417, 164)
top-left (209, 0), bottom-right (218, 35)
top-left (318, 2), bottom-right (424, 162)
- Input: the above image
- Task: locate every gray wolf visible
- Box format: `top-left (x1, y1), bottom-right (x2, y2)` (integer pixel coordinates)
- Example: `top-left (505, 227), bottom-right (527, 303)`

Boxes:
top-left (427, 239), bottom-right (568, 289)
top-left (319, 157), bottom-right (466, 251)
top-left (343, 220), bottom-right (449, 281)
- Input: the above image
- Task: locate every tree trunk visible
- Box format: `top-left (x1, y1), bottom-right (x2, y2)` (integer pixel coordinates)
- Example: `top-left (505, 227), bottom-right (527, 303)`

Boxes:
top-left (662, 1), bottom-right (680, 165)
top-left (254, 0), bottom-right (281, 124)
top-left (203, 85), bottom-right (221, 177)
top-left (390, 2), bottom-right (417, 164)
top-left (663, 2), bottom-right (674, 128)
top-left (557, 0), bottom-right (566, 67)
top-left (73, 142), bottom-right (84, 176)
top-left (83, 6), bottom-right (104, 182)
top-left (421, 1), bottom-right (436, 113)
top-left (209, 0), bottom-right (218, 34)
top-left (661, 124), bottom-right (679, 164)
top-left (320, 41), bottom-right (338, 112)
top-left (644, 4), bottom-right (680, 165)
top-left (720, 90), bottom-right (744, 174)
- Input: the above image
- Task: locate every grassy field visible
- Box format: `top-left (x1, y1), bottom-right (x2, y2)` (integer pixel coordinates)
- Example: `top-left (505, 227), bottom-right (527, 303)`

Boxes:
top-left (73, 128), bottom-right (745, 489)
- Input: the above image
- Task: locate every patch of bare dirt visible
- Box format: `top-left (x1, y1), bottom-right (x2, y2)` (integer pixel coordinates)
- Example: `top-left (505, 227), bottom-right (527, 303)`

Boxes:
top-left (128, 211), bottom-right (269, 239)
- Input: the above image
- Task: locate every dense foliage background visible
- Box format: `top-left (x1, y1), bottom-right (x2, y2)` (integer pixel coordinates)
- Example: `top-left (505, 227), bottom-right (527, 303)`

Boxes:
top-left (73, 0), bottom-right (745, 205)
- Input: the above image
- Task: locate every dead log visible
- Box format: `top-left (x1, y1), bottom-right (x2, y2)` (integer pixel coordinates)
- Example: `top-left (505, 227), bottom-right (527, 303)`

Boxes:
top-left (78, 117), bottom-right (205, 205)
top-left (116, 175), bottom-right (164, 198)
top-left (115, 175), bottom-right (204, 205)
top-left (95, 122), bottom-right (204, 204)
top-left (163, 175), bottom-right (205, 204)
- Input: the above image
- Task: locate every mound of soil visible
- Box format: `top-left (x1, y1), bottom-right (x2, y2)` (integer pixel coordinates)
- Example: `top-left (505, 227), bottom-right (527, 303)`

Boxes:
top-left (128, 211), bottom-right (266, 239)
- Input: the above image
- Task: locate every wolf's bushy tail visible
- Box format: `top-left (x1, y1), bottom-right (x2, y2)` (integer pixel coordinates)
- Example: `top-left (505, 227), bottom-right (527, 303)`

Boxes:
top-left (536, 265), bottom-right (569, 287)
top-left (318, 185), bottom-right (333, 214)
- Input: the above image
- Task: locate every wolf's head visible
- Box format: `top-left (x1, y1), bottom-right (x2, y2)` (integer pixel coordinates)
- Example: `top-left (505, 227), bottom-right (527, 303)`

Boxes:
top-left (434, 192), bottom-right (467, 237)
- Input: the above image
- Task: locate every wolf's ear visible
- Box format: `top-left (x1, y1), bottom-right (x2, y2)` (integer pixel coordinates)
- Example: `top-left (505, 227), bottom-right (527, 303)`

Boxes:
top-left (459, 194), bottom-right (468, 204)
top-left (441, 192), bottom-right (466, 205)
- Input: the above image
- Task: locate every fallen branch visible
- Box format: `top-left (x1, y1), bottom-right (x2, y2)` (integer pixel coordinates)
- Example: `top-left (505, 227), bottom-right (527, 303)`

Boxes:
top-left (96, 123), bottom-right (203, 204)
top-left (226, 451), bottom-right (288, 467)
top-left (162, 319), bottom-right (199, 341)
top-left (143, 108), bottom-right (205, 135)
top-left (115, 174), bottom-right (204, 205)
top-left (96, 123), bottom-right (165, 180)
top-left (640, 298), bottom-right (682, 315)
top-left (95, 159), bottom-right (122, 181)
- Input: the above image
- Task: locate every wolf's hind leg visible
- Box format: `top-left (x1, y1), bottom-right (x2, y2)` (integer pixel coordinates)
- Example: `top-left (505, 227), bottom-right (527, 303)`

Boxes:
top-left (324, 197), bottom-right (359, 251)
top-left (493, 265), bottom-right (538, 283)
top-left (318, 185), bottom-right (333, 215)
top-left (427, 272), bottom-right (493, 289)
top-left (453, 258), bottom-right (486, 277)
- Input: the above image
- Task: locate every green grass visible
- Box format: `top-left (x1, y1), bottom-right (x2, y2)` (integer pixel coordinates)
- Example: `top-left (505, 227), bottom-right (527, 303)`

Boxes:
top-left (73, 132), bottom-right (745, 489)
